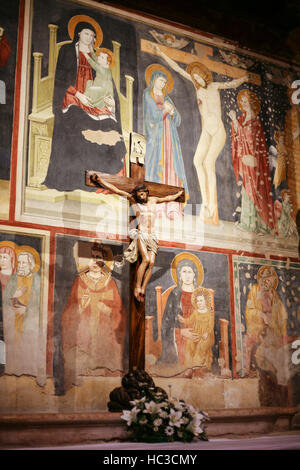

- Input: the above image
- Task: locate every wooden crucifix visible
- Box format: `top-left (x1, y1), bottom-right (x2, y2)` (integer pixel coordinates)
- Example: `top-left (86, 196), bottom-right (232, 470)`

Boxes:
top-left (85, 157), bottom-right (185, 370)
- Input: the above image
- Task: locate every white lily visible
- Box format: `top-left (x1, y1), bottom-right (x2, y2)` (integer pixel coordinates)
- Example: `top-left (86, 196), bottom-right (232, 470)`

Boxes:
top-left (169, 408), bottom-right (184, 428)
top-left (121, 406), bottom-right (139, 426)
top-left (187, 404), bottom-right (197, 416)
top-left (129, 396), bottom-right (146, 406)
top-left (195, 412), bottom-right (208, 424)
top-left (187, 421), bottom-right (203, 436)
top-left (143, 400), bottom-right (162, 415)
top-left (194, 426), bottom-right (204, 436)
top-left (192, 415), bottom-right (204, 428)
top-left (169, 398), bottom-right (183, 409)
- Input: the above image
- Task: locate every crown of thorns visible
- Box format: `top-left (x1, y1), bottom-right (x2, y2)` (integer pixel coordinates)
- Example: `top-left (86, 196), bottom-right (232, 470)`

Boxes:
top-left (131, 184), bottom-right (149, 196)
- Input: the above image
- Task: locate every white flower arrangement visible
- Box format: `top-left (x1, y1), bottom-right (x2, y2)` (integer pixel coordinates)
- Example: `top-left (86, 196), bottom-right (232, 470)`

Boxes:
top-left (121, 396), bottom-right (209, 443)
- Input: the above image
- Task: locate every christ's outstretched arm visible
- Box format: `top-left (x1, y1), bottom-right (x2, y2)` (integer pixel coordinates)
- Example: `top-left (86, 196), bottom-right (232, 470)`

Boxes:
top-left (148, 43), bottom-right (192, 82)
top-left (90, 173), bottom-right (134, 202)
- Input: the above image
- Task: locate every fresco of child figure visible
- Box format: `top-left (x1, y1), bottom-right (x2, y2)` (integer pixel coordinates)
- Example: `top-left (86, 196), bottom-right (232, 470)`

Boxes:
top-left (82, 47), bottom-right (115, 113)
top-left (178, 287), bottom-right (215, 370)
top-left (271, 129), bottom-right (288, 189)
top-left (274, 190), bottom-right (298, 239)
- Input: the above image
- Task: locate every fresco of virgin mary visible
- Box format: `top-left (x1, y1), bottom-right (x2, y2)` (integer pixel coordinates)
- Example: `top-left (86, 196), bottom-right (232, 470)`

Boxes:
top-left (156, 252), bottom-right (204, 367)
top-left (143, 64), bottom-right (189, 218)
top-left (43, 15), bottom-right (126, 193)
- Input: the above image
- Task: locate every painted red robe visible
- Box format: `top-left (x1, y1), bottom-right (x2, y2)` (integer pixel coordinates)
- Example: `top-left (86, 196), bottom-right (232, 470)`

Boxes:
top-left (231, 114), bottom-right (275, 230)
top-left (0, 34), bottom-right (11, 67)
top-left (62, 51), bottom-right (112, 118)
top-left (61, 271), bottom-right (126, 391)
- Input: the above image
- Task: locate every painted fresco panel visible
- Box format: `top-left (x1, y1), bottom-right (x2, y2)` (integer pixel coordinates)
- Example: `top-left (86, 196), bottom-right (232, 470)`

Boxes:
top-left (53, 235), bottom-right (129, 396)
top-left (25, 0), bottom-right (137, 188)
top-left (18, 0), bottom-right (299, 257)
top-left (0, 0), bottom-right (20, 218)
top-left (0, 227), bottom-right (49, 386)
top-left (145, 248), bottom-right (231, 378)
top-left (233, 256), bottom-right (300, 406)
top-left (28, 0), bottom-right (137, 191)
top-left (136, 33), bottom-right (298, 234)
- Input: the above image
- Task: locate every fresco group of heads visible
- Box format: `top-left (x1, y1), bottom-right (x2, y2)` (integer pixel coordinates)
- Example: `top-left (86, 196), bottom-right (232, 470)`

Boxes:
top-left (0, 241), bottom-right (40, 289)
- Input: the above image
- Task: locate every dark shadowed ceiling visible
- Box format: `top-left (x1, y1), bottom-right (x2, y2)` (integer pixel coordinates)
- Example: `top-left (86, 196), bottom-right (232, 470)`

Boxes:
top-left (99, 0), bottom-right (300, 64)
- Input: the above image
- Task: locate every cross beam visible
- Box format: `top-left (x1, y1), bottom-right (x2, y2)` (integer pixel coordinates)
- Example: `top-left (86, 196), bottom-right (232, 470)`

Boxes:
top-left (85, 169), bottom-right (185, 202)
top-left (141, 39), bottom-right (261, 85)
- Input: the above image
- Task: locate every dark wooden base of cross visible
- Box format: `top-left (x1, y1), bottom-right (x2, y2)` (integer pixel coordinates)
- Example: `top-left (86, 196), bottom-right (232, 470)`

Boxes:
top-left (85, 160), bottom-right (184, 371)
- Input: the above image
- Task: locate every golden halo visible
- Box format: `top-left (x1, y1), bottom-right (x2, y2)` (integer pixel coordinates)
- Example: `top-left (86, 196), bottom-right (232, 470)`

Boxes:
top-left (16, 245), bottom-right (41, 273)
top-left (171, 252), bottom-right (204, 286)
top-left (164, 33), bottom-right (175, 42)
top-left (68, 15), bottom-right (103, 49)
top-left (257, 265), bottom-right (278, 289)
top-left (95, 47), bottom-right (115, 69)
top-left (0, 240), bottom-right (17, 252)
top-left (0, 241), bottom-right (17, 272)
top-left (237, 89), bottom-right (260, 116)
top-left (145, 63), bottom-right (174, 94)
top-left (191, 287), bottom-right (213, 310)
top-left (186, 61), bottom-right (213, 85)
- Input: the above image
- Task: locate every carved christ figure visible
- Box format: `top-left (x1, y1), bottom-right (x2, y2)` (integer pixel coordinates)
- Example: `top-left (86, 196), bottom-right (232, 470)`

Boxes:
top-left (91, 173), bottom-right (184, 302)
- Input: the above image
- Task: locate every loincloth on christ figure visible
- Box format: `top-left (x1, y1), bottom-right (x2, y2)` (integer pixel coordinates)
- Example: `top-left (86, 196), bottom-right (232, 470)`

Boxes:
top-left (123, 229), bottom-right (159, 263)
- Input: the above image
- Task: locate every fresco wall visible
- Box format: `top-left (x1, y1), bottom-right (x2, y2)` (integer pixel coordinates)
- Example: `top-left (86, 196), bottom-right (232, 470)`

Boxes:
top-left (0, 0), bottom-right (300, 413)
top-left (0, 0), bottom-right (20, 219)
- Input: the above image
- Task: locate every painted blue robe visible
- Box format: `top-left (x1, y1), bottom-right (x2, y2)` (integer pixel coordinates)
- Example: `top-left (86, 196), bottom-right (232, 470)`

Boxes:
top-left (143, 85), bottom-right (188, 194)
